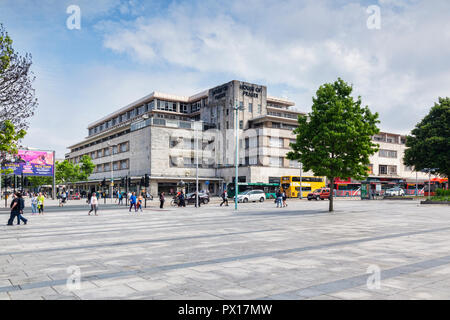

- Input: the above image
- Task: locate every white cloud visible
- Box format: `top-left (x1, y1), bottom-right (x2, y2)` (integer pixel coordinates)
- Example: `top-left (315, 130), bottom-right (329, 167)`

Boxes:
top-left (99, 0), bottom-right (450, 136)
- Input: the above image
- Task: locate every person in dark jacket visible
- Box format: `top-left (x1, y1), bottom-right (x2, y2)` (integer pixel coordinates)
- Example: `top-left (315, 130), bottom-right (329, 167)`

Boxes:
top-left (159, 192), bottom-right (165, 209)
top-left (7, 193), bottom-right (27, 225)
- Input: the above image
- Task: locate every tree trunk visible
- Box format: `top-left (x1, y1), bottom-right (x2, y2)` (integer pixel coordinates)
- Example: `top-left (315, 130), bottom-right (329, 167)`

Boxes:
top-left (329, 177), bottom-right (334, 212)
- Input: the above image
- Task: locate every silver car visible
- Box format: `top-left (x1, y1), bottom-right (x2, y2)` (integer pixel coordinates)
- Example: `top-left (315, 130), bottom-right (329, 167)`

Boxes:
top-left (385, 187), bottom-right (405, 196)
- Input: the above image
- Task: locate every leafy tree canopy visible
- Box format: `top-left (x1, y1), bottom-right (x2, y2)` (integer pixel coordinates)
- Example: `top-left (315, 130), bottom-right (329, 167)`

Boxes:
top-left (287, 78), bottom-right (380, 211)
top-left (0, 119), bottom-right (26, 175)
top-left (404, 97), bottom-right (450, 178)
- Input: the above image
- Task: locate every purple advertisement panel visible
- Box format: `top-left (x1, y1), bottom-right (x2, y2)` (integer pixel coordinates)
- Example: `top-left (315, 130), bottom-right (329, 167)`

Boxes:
top-left (3, 150), bottom-right (54, 176)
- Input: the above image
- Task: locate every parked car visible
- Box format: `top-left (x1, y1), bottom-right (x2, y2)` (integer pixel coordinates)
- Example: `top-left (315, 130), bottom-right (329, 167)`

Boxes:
top-left (186, 192), bottom-right (210, 204)
top-left (307, 188), bottom-right (330, 200)
top-left (235, 190), bottom-right (266, 203)
top-left (385, 187), bottom-right (405, 196)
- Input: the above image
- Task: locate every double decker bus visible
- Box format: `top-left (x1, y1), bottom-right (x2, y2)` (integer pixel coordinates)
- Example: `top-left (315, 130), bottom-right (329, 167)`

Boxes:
top-left (280, 176), bottom-right (325, 198)
top-left (227, 182), bottom-right (279, 199)
top-left (424, 178), bottom-right (448, 196)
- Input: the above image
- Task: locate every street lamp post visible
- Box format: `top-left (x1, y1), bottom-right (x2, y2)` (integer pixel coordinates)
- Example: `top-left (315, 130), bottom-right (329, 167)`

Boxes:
top-left (107, 142), bottom-right (113, 203)
top-left (195, 121), bottom-right (199, 208)
top-left (234, 100), bottom-right (244, 211)
top-left (299, 162), bottom-right (303, 199)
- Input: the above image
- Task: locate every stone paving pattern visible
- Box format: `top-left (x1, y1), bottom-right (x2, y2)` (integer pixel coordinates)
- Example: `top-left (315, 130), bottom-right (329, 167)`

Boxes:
top-left (1, 199), bottom-right (450, 300)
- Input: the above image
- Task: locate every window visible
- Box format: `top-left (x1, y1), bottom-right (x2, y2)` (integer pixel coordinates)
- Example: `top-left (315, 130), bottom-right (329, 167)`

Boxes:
top-left (258, 104), bottom-right (262, 114)
top-left (113, 162), bottom-right (119, 171)
top-left (248, 103), bottom-right (253, 113)
top-left (272, 122), bottom-right (281, 128)
top-left (269, 137), bottom-right (283, 147)
top-left (269, 177), bottom-right (280, 184)
top-left (104, 148), bottom-right (110, 156)
top-left (91, 152), bottom-right (96, 159)
top-left (368, 164), bottom-right (373, 174)
top-left (226, 109), bottom-right (229, 116)
top-left (240, 101), bottom-right (243, 109)
top-left (120, 143), bottom-right (128, 153)
top-left (239, 120), bottom-right (243, 129)
top-left (226, 121), bottom-right (229, 129)
top-left (120, 160), bottom-right (128, 170)
top-left (289, 160), bottom-right (300, 168)
top-left (184, 138), bottom-right (194, 150)
top-left (270, 157), bottom-right (283, 167)
top-left (379, 149), bottom-right (397, 158)
top-left (379, 165), bottom-right (387, 175)
top-left (245, 138), bottom-right (249, 149)
top-left (249, 156), bottom-right (257, 165)
top-left (388, 165), bottom-right (397, 174)
top-left (97, 150), bottom-right (103, 158)
top-left (104, 163), bottom-right (110, 171)
top-left (112, 146), bottom-right (118, 154)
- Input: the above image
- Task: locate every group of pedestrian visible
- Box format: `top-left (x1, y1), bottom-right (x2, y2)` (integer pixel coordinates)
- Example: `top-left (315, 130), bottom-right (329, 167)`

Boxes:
top-left (128, 192), bottom-right (144, 212)
top-left (275, 190), bottom-right (288, 208)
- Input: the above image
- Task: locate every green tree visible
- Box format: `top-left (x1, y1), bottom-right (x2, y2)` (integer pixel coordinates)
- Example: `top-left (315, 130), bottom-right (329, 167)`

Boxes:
top-left (55, 156), bottom-right (94, 191)
top-left (287, 78), bottom-right (380, 212)
top-left (27, 176), bottom-right (52, 189)
top-left (404, 97), bottom-right (450, 178)
top-left (0, 23), bottom-right (14, 74)
top-left (78, 155), bottom-right (95, 181)
top-left (0, 120), bottom-right (26, 177)
top-left (55, 160), bottom-right (79, 185)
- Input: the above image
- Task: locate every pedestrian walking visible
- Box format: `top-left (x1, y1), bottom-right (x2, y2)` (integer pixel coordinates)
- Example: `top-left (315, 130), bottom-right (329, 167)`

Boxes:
top-left (282, 191), bottom-right (287, 207)
top-left (129, 192), bottom-right (137, 212)
top-left (16, 193), bottom-right (27, 225)
top-left (137, 194), bottom-right (143, 212)
top-left (7, 193), bottom-right (27, 225)
top-left (31, 193), bottom-right (38, 215)
top-left (37, 192), bottom-right (45, 214)
top-left (159, 192), bottom-right (165, 209)
top-left (118, 192), bottom-right (123, 205)
top-left (220, 190), bottom-right (229, 206)
top-left (276, 190), bottom-right (283, 208)
top-left (88, 193), bottom-right (98, 215)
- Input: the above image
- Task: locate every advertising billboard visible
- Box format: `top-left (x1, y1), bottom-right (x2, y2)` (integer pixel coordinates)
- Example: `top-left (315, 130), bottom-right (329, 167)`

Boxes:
top-left (3, 149), bottom-right (54, 177)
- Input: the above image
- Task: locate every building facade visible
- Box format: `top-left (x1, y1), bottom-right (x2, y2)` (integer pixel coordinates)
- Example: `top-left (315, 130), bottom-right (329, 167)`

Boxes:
top-left (66, 80), bottom-right (435, 197)
top-left (66, 80), bottom-right (311, 196)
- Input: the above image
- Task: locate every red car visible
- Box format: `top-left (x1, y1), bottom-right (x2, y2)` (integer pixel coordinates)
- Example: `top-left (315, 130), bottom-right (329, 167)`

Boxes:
top-left (307, 188), bottom-right (330, 201)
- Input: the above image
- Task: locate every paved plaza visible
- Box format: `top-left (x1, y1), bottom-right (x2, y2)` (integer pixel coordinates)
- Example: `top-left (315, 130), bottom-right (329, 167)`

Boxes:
top-left (1, 198), bottom-right (450, 300)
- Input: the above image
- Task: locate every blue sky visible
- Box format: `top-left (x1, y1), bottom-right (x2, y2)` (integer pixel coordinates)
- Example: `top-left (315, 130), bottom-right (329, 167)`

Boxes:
top-left (0, 0), bottom-right (449, 158)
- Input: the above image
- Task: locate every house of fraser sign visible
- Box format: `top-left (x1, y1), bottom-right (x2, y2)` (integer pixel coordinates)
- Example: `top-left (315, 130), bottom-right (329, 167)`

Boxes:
top-left (240, 84), bottom-right (262, 98)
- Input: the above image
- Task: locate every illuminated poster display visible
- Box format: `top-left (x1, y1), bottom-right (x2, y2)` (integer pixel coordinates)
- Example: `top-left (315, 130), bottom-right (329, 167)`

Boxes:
top-left (3, 149), bottom-right (54, 176)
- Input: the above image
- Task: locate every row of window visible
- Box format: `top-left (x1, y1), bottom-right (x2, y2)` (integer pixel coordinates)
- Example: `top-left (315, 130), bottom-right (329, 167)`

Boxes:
top-left (94, 159), bottom-right (129, 173)
top-left (268, 111), bottom-right (298, 119)
top-left (72, 130), bottom-right (130, 153)
top-left (71, 142), bottom-right (129, 164)
top-left (88, 98), bottom-right (207, 136)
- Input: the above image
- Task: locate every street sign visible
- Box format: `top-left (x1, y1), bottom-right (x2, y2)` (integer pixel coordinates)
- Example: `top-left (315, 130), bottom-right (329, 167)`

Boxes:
top-left (205, 181), bottom-right (210, 185)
